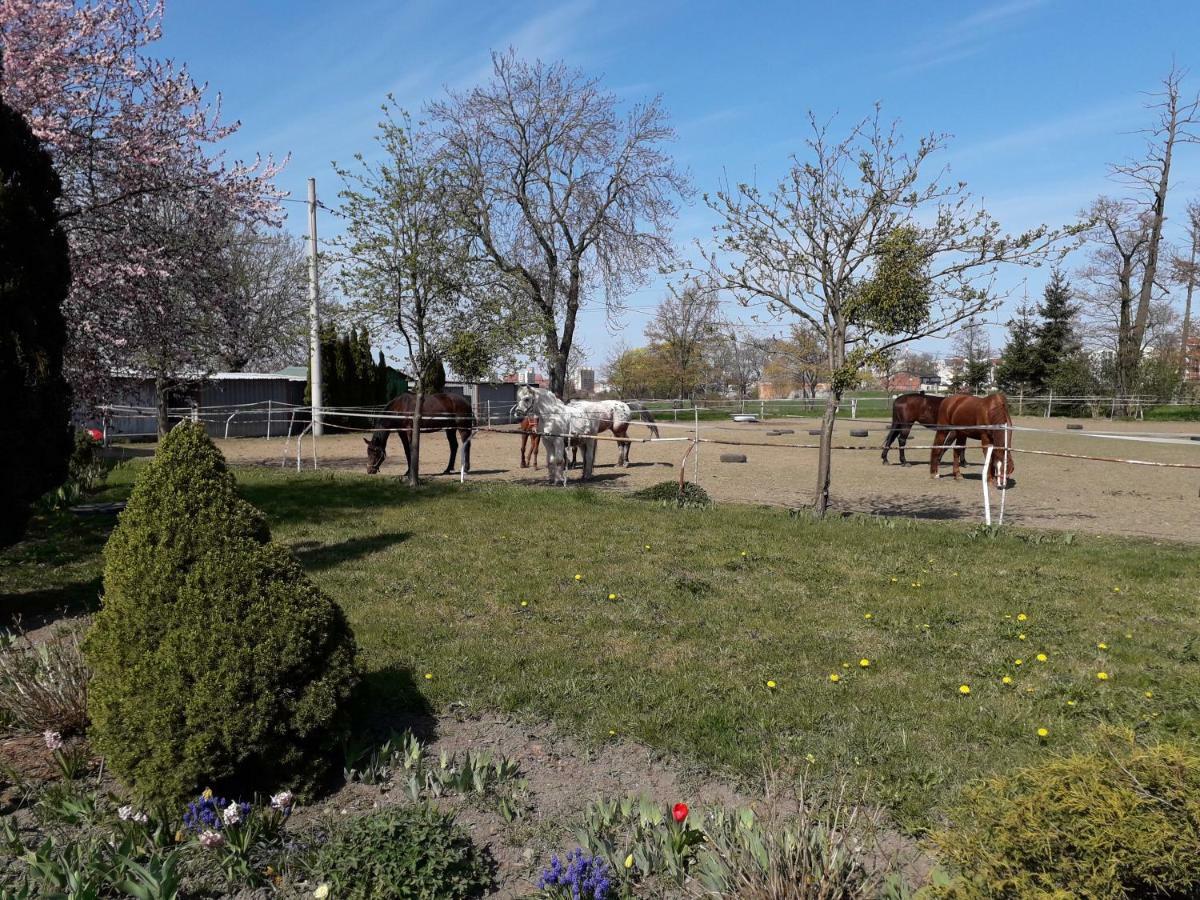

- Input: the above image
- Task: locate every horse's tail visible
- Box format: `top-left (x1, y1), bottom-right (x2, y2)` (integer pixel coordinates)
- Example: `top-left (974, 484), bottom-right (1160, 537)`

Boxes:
top-left (637, 407), bottom-right (660, 439)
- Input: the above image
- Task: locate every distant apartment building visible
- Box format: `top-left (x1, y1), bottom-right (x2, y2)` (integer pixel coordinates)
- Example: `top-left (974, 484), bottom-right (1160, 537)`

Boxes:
top-left (572, 367), bottom-right (596, 394)
top-left (503, 369), bottom-right (548, 389)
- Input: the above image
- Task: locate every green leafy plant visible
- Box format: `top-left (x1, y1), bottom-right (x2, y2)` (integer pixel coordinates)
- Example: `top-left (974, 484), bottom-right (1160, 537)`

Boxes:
top-left (924, 730), bottom-right (1200, 899)
top-left (0, 622), bottom-right (89, 735)
top-left (84, 423), bottom-right (360, 801)
top-left (306, 804), bottom-right (494, 900)
top-left (68, 430), bottom-right (108, 492)
top-left (576, 796), bottom-right (706, 889)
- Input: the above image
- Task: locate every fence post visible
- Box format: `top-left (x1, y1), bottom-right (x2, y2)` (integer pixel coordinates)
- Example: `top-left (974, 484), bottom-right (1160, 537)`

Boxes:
top-left (851, 398), bottom-right (858, 419)
top-left (1045, 390), bottom-right (1052, 419)
top-left (1018, 390), bottom-right (1024, 417)
top-left (266, 400), bottom-right (272, 440)
top-left (693, 406), bottom-right (700, 483)
top-left (982, 445), bottom-right (994, 526)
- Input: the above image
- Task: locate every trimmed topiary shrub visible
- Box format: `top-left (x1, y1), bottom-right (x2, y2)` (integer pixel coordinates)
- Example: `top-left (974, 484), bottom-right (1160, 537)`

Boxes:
top-left (309, 804), bottom-right (494, 899)
top-left (85, 423), bottom-right (359, 800)
top-left (924, 730), bottom-right (1200, 899)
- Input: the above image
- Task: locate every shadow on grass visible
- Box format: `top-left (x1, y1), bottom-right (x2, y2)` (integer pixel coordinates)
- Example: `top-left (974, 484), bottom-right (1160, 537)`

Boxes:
top-left (288, 531), bottom-right (411, 571)
top-left (350, 663), bottom-right (438, 745)
top-left (237, 477), bottom-right (460, 527)
top-left (859, 494), bottom-right (975, 521)
top-left (5, 577), bottom-right (102, 630)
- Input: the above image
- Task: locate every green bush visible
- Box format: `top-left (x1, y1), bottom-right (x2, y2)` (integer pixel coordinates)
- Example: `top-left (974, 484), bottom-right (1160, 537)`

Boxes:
top-left (67, 430), bottom-right (107, 492)
top-left (84, 422), bottom-right (359, 800)
top-left (924, 731), bottom-right (1200, 899)
top-left (308, 804), bottom-right (493, 900)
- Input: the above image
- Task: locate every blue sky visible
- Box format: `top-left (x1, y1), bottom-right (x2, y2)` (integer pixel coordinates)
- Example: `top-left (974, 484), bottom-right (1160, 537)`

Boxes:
top-left (159, 0), bottom-right (1200, 368)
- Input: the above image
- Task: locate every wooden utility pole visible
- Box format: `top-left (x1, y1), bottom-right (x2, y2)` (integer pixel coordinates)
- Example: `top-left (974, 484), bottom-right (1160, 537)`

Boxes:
top-left (308, 178), bottom-right (324, 436)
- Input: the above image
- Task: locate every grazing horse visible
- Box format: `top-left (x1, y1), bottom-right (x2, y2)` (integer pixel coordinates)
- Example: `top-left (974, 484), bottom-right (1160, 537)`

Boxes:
top-left (519, 416), bottom-right (541, 469)
top-left (567, 399), bottom-right (662, 468)
top-left (365, 393), bottom-right (474, 477)
top-left (513, 387), bottom-right (598, 485)
top-left (882, 392), bottom-right (966, 467)
top-left (930, 393), bottom-right (1015, 488)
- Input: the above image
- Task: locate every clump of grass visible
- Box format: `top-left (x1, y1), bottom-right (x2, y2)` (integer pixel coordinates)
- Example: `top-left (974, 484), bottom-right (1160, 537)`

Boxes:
top-left (0, 621), bottom-right (90, 736)
top-left (631, 480), bottom-right (712, 508)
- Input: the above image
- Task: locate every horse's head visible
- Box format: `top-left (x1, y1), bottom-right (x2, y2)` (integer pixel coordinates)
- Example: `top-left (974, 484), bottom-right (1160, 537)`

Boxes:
top-left (364, 433), bottom-right (387, 474)
top-left (514, 386), bottom-right (538, 419)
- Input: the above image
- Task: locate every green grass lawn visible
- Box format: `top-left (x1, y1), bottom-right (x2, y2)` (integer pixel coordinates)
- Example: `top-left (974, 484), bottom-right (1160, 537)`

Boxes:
top-left (5, 462), bottom-right (1199, 828)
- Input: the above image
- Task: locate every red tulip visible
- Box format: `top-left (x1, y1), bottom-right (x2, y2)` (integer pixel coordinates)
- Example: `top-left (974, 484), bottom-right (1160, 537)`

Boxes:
top-left (672, 803), bottom-right (688, 823)
top-left (86, 428), bottom-right (103, 442)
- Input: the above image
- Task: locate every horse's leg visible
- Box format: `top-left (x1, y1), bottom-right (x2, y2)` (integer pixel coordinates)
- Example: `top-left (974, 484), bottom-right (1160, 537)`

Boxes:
top-left (532, 433), bottom-right (540, 469)
top-left (443, 428), bottom-right (458, 474)
top-left (461, 428), bottom-right (472, 473)
top-left (583, 438), bottom-right (596, 480)
top-left (520, 432), bottom-right (529, 468)
top-left (952, 436), bottom-right (966, 480)
top-left (615, 423), bottom-right (630, 466)
top-left (898, 424), bottom-right (914, 466)
top-left (881, 424), bottom-right (898, 464)
top-left (930, 430), bottom-right (948, 479)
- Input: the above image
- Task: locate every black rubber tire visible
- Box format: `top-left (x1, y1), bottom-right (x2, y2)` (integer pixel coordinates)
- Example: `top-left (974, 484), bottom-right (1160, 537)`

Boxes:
top-left (850, 429), bottom-right (869, 438)
top-left (1066, 423), bottom-right (1083, 430)
top-left (719, 453), bottom-right (748, 463)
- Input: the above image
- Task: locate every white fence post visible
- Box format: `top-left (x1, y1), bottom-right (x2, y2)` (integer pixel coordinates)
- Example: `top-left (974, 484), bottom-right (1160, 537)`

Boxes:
top-left (982, 445), bottom-right (994, 526)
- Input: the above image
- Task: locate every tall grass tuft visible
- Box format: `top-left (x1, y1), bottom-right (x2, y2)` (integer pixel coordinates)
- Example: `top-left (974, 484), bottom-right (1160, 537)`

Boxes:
top-left (0, 621), bottom-right (90, 735)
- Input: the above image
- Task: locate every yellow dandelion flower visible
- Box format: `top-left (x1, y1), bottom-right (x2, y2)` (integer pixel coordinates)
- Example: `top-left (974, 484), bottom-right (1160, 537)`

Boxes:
top-left (609, 729), bottom-right (617, 735)
top-left (921, 624), bottom-right (930, 630)
top-left (766, 680), bottom-right (777, 689)
top-left (1036, 653), bottom-right (1048, 662)
top-left (1002, 676), bottom-right (1013, 685)
top-left (829, 673), bottom-right (840, 682)
top-left (1097, 672), bottom-right (1109, 681)
top-left (1113, 586), bottom-right (1121, 592)
top-left (1014, 659), bottom-right (1024, 666)
top-left (952, 571), bottom-right (959, 577)
top-left (1037, 727), bottom-right (1049, 738)
top-left (859, 658), bottom-right (870, 668)
top-left (608, 593), bottom-right (617, 600)
top-left (1017, 613), bottom-right (1028, 622)
top-left (1067, 700), bottom-right (1076, 706)
top-left (1018, 634), bottom-right (1027, 641)
top-left (520, 600), bottom-right (528, 607)
top-left (741, 550), bottom-right (748, 557)
top-left (1004, 614), bottom-right (1012, 619)
top-left (959, 684), bottom-right (971, 695)
top-left (890, 577), bottom-right (898, 583)
top-left (201, 788), bottom-right (213, 800)
top-left (644, 544), bottom-right (651, 550)
top-left (1124, 632), bottom-right (1132, 639)
top-left (1025, 686), bottom-right (1035, 693)
top-left (805, 752), bottom-right (816, 764)
top-left (841, 662), bottom-right (850, 669)
top-left (1145, 690), bottom-right (1154, 699)
top-left (864, 612), bottom-right (873, 620)
top-left (1097, 642), bottom-right (1108, 650)
top-left (424, 672), bottom-right (433, 680)
top-left (574, 574), bottom-right (583, 581)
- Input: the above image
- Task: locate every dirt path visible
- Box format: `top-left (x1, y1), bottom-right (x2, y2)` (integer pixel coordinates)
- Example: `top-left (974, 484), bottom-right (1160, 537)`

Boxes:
top-left (195, 414), bottom-right (1200, 543)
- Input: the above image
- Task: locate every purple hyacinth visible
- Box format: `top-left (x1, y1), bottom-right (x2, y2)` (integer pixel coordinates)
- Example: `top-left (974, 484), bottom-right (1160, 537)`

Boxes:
top-left (183, 794), bottom-right (252, 833)
top-left (538, 848), bottom-right (613, 900)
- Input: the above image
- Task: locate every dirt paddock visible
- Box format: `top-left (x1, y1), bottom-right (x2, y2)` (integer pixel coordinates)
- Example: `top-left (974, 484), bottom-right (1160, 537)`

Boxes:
top-left (191, 414), bottom-right (1200, 543)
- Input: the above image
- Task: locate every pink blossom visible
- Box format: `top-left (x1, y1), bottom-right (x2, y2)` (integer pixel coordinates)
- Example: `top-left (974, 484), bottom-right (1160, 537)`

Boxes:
top-left (43, 730), bottom-right (63, 751)
top-left (198, 830), bottom-right (224, 849)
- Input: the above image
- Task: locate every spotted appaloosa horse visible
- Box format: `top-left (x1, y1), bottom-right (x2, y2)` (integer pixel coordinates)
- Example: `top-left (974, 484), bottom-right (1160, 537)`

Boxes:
top-left (930, 392), bottom-right (1014, 488)
top-left (882, 392), bottom-right (968, 467)
top-left (512, 387), bottom-right (598, 485)
top-left (566, 399), bottom-right (661, 468)
top-left (364, 393), bottom-right (474, 477)
top-left (519, 416), bottom-right (540, 468)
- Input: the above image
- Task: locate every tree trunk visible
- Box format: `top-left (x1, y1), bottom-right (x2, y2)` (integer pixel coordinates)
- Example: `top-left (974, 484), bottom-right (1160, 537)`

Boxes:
top-left (813, 391), bottom-right (840, 517)
top-left (1180, 238), bottom-right (1196, 386)
top-left (408, 382), bottom-right (423, 488)
top-left (155, 373), bottom-right (169, 437)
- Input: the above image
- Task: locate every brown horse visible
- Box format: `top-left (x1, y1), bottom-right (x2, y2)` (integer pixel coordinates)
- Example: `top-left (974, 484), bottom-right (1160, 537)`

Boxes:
top-left (930, 393), bottom-right (1015, 487)
top-left (519, 416), bottom-right (540, 468)
top-left (882, 392), bottom-right (946, 466)
top-left (365, 393), bottom-right (474, 476)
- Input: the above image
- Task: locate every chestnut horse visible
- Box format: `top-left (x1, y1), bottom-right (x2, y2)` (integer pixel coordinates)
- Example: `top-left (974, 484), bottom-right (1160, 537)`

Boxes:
top-left (882, 392), bottom-right (968, 467)
top-left (930, 393), bottom-right (1014, 488)
top-left (519, 416), bottom-right (540, 468)
top-left (365, 393), bottom-right (474, 477)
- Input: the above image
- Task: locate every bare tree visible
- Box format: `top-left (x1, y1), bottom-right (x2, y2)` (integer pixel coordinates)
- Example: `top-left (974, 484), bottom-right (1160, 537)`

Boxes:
top-left (430, 51), bottom-right (690, 398)
top-left (210, 227), bottom-right (308, 372)
top-left (1172, 199), bottom-right (1199, 384)
top-left (703, 110), bottom-right (1069, 516)
top-left (709, 324), bottom-right (767, 402)
top-left (948, 317), bottom-right (993, 391)
top-left (761, 324), bottom-right (826, 398)
top-left (645, 277), bottom-right (721, 398)
top-left (1105, 68), bottom-right (1198, 395)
